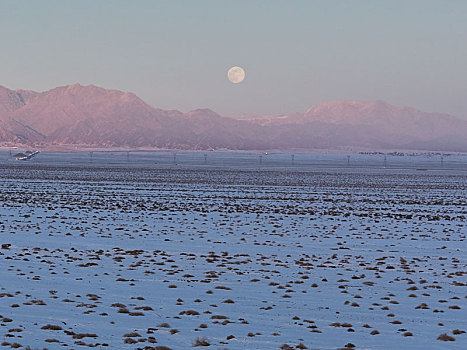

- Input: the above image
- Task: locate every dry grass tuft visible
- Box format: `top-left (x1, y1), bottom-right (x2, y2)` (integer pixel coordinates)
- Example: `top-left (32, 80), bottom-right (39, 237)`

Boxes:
top-left (437, 333), bottom-right (455, 341)
top-left (192, 336), bottom-right (210, 346)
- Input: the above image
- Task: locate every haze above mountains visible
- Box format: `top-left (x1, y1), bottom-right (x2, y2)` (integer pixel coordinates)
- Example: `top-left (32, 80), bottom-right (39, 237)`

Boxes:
top-left (1, 84), bottom-right (466, 152)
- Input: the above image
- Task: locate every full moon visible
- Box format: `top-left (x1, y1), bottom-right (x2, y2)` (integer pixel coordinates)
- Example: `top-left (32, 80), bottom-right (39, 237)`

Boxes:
top-left (227, 66), bottom-right (245, 83)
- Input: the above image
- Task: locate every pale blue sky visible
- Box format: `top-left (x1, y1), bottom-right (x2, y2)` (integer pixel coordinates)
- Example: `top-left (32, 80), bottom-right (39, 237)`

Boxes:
top-left (1, 1), bottom-right (466, 117)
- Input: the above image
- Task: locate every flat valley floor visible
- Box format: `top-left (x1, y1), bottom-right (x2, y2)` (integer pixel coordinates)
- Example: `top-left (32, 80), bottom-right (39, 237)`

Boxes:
top-left (0, 152), bottom-right (466, 349)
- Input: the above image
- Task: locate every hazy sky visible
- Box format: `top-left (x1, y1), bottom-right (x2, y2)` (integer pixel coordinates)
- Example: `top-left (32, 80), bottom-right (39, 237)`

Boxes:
top-left (1, 1), bottom-right (466, 118)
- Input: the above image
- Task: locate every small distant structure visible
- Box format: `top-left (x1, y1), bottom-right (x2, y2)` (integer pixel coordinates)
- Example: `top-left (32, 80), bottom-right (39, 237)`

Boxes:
top-left (14, 150), bottom-right (40, 161)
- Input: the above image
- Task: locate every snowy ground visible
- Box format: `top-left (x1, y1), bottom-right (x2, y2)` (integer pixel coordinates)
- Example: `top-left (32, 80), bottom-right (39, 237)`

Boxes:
top-left (0, 152), bottom-right (466, 349)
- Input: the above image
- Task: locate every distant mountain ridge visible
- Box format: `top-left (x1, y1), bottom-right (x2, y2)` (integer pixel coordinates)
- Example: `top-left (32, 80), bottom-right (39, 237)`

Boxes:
top-left (0, 84), bottom-right (466, 151)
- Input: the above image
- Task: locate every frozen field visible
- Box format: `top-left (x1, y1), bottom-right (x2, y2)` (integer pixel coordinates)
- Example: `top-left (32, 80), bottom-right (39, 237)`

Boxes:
top-left (0, 151), bottom-right (466, 349)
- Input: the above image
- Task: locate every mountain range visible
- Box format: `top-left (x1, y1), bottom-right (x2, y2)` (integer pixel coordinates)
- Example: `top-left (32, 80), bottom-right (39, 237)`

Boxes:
top-left (1, 84), bottom-right (466, 151)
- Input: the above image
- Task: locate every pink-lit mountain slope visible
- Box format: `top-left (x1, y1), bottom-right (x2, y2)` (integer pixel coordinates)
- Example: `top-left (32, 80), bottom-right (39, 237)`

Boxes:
top-left (235, 100), bottom-right (467, 151)
top-left (0, 86), bottom-right (45, 143)
top-left (0, 84), bottom-right (466, 151)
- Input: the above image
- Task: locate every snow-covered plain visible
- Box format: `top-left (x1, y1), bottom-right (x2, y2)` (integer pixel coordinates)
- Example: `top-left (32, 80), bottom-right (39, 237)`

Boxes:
top-left (0, 151), bottom-right (465, 349)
